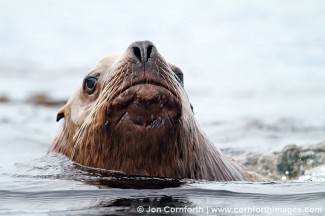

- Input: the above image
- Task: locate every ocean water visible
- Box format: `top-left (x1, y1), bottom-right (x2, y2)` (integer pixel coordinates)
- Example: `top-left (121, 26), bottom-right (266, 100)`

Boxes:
top-left (0, 0), bottom-right (325, 215)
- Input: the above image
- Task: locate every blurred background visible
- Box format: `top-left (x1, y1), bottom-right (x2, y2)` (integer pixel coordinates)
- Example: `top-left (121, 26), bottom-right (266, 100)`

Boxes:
top-left (0, 0), bottom-right (325, 167)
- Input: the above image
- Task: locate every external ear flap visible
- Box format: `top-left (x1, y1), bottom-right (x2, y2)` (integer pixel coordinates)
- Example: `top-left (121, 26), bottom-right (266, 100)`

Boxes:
top-left (56, 106), bottom-right (66, 122)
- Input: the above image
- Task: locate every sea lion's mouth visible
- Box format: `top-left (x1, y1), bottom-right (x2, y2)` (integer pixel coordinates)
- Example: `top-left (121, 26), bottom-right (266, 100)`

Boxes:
top-left (110, 77), bottom-right (178, 103)
top-left (106, 78), bottom-right (182, 132)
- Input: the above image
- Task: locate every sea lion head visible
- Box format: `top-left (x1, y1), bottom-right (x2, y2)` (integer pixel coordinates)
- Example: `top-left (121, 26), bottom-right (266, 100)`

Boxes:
top-left (51, 41), bottom-right (197, 178)
top-left (50, 41), bottom-right (263, 182)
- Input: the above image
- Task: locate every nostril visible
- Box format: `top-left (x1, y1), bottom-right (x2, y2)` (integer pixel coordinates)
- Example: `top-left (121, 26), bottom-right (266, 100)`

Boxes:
top-left (146, 45), bottom-right (153, 62)
top-left (132, 46), bottom-right (142, 62)
top-left (131, 42), bottom-right (155, 64)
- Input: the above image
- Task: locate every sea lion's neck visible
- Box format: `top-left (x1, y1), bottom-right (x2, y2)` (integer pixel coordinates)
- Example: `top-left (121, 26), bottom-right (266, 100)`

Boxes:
top-left (51, 121), bottom-right (185, 178)
top-left (93, 128), bottom-right (186, 178)
top-left (50, 117), bottom-right (258, 181)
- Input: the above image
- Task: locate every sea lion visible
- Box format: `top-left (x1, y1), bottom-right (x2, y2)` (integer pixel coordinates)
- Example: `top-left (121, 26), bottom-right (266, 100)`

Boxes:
top-left (49, 41), bottom-right (263, 181)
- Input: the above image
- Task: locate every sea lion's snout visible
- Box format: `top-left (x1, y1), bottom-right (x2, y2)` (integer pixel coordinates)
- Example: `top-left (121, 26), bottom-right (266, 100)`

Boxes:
top-left (105, 41), bottom-right (182, 133)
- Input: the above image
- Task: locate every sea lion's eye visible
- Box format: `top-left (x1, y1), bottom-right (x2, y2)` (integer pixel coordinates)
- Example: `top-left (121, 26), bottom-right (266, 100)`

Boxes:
top-left (175, 73), bottom-right (183, 84)
top-left (84, 76), bottom-right (98, 94)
